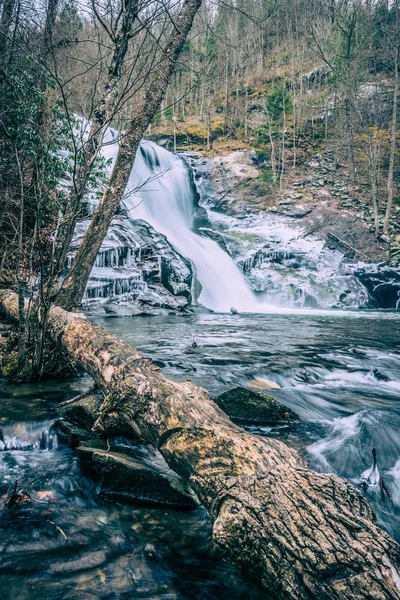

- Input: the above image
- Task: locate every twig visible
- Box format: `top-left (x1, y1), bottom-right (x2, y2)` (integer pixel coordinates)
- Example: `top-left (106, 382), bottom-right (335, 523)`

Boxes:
top-left (327, 232), bottom-right (366, 258)
top-left (59, 385), bottom-right (99, 407)
top-left (47, 519), bottom-right (68, 540)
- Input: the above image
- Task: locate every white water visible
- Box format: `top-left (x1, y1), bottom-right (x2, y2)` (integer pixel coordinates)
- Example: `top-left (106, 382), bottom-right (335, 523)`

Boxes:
top-left (95, 133), bottom-right (369, 314)
top-left (119, 140), bottom-right (263, 312)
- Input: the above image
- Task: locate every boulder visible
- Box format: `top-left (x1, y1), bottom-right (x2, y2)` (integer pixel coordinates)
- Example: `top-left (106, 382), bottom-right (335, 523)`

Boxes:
top-left (355, 265), bottom-right (400, 308)
top-left (59, 391), bottom-right (103, 430)
top-left (207, 151), bottom-right (261, 212)
top-left (76, 440), bottom-right (199, 510)
top-left (53, 419), bottom-right (95, 449)
top-left (214, 386), bottom-right (299, 424)
top-left (69, 217), bottom-right (193, 316)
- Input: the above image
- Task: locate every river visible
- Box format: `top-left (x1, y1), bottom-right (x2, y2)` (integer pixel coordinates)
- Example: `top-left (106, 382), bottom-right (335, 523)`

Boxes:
top-left (1, 309), bottom-right (400, 598)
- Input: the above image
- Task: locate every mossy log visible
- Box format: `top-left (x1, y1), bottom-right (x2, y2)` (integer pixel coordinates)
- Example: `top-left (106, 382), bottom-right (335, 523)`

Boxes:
top-left (1, 290), bottom-right (400, 599)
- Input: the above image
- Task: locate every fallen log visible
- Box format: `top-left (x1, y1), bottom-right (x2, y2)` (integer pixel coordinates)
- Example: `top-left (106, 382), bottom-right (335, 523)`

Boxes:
top-left (1, 289), bottom-right (400, 599)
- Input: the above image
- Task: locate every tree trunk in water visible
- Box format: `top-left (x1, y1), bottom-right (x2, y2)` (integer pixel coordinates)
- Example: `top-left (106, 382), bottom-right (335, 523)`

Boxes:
top-left (1, 289), bottom-right (400, 599)
top-left (384, 53), bottom-right (399, 236)
top-left (56, 0), bottom-right (202, 312)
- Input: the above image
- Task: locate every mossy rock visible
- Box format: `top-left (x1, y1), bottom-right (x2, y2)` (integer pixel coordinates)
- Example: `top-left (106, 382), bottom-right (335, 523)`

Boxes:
top-left (59, 392), bottom-right (104, 430)
top-left (214, 386), bottom-right (299, 425)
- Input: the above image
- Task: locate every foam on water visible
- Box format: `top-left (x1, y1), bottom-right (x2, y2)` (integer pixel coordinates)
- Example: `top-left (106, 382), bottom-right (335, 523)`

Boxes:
top-left (0, 421), bottom-right (58, 451)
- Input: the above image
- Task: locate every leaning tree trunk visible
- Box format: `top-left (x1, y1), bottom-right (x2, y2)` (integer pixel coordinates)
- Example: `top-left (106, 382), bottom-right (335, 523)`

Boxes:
top-left (1, 289), bottom-right (400, 599)
top-left (53, 0), bottom-right (140, 281)
top-left (55, 0), bottom-right (202, 312)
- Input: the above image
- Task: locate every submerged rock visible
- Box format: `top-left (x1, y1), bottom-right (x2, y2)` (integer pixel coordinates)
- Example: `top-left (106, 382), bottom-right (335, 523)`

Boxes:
top-left (56, 393), bottom-right (199, 509)
top-left (214, 386), bottom-right (299, 424)
top-left (77, 440), bottom-right (199, 510)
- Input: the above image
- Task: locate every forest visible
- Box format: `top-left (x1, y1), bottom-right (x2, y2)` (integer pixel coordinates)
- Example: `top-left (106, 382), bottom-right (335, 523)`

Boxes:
top-left (1, 0), bottom-right (400, 598)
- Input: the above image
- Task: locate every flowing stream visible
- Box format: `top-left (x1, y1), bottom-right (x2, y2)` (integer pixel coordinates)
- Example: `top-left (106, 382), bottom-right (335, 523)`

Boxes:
top-left (1, 139), bottom-right (400, 596)
top-left (1, 312), bottom-right (400, 598)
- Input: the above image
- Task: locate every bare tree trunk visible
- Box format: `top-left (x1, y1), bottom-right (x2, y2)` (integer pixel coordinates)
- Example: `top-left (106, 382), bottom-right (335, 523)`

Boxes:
top-left (268, 117), bottom-right (277, 182)
top-left (56, 0), bottom-right (202, 312)
top-left (0, 0), bottom-right (16, 57)
top-left (14, 146), bottom-right (26, 370)
top-left (54, 1), bottom-right (140, 280)
top-left (344, 97), bottom-right (356, 185)
top-left (244, 70), bottom-right (248, 139)
top-left (280, 97), bottom-right (286, 191)
top-left (224, 54), bottom-right (229, 134)
top-left (368, 133), bottom-right (380, 237)
top-left (370, 171), bottom-right (379, 237)
top-left (1, 289), bottom-right (400, 599)
top-left (384, 52), bottom-right (399, 236)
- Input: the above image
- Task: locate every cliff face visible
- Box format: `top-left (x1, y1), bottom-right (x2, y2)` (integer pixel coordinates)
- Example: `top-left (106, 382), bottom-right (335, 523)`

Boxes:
top-left (194, 146), bottom-right (394, 264)
top-left (188, 147), bottom-right (400, 309)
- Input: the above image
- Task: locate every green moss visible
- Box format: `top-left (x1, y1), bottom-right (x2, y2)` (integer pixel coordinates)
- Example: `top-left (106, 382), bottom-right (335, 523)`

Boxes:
top-left (2, 352), bottom-right (18, 377)
top-left (1, 351), bottom-right (32, 380)
top-left (214, 387), bottom-right (299, 424)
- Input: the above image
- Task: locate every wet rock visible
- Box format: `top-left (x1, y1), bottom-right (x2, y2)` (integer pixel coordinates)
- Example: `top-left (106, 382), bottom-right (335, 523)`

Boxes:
top-left (214, 386), bottom-right (299, 424)
top-left (355, 265), bottom-right (400, 308)
top-left (69, 218), bottom-right (192, 316)
top-left (53, 419), bottom-right (95, 449)
top-left (76, 441), bottom-right (199, 510)
top-left (48, 550), bottom-right (108, 574)
top-left (59, 392), bottom-right (104, 430)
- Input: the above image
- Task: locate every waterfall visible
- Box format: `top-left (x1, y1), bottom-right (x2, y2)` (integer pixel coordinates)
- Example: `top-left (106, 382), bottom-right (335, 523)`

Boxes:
top-left (120, 141), bottom-right (262, 313)
top-left (92, 132), bottom-right (367, 313)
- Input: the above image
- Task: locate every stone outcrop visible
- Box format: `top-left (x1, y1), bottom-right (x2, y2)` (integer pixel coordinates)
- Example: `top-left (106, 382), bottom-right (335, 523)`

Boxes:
top-left (68, 217), bottom-right (193, 316)
top-left (205, 151), bottom-right (262, 213)
top-left (355, 265), bottom-right (400, 309)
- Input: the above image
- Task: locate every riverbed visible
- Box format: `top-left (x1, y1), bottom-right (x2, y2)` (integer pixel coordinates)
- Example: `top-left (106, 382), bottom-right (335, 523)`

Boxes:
top-left (1, 310), bottom-right (400, 598)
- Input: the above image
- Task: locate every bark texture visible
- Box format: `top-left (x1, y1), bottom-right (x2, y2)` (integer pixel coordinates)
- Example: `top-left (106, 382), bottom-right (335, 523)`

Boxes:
top-left (1, 289), bottom-right (400, 599)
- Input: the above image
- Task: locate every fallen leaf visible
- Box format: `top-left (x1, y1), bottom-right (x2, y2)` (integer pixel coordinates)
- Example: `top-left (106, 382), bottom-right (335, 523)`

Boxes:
top-left (37, 490), bottom-right (57, 501)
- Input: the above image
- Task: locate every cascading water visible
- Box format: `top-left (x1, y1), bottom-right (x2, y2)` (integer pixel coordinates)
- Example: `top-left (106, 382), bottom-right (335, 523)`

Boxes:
top-left (79, 129), bottom-right (371, 313)
top-left (123, 141), bottom-right (261, 313)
